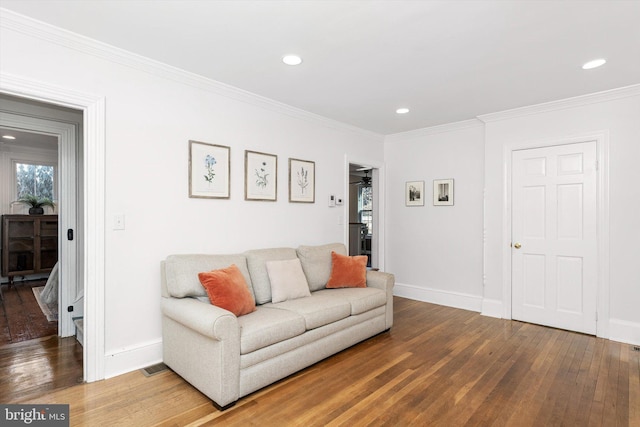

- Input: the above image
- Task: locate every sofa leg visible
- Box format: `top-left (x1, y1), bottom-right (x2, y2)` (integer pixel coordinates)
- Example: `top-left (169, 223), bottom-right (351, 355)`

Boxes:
top-left (213, 400), bottom-right (237, 411)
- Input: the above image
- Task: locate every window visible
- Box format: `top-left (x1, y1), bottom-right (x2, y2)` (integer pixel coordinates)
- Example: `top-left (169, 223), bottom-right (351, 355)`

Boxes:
top-left (16, 162), bottom-right (55, 200)
top-left (359, 185), bottom-right (373, 235)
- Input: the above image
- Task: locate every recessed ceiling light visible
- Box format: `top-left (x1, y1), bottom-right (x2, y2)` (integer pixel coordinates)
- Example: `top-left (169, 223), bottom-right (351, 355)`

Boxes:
top-left (282, 55), bottom-right (303, 66)
top-left (2, 135), bottom-right (16, 140)
top-left (582, 58), bottom-right (606, 70)
top-left (396, 108), bottom-right (410, 114)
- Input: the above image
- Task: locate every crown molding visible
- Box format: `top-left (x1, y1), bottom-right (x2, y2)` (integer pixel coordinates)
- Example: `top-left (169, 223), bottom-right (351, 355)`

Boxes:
top-left (0, 8), bottom-right (383, 141)
top-left (384, 118), bottom-right (484, 143)
top-left (478, 84), bottom-right (640, 123)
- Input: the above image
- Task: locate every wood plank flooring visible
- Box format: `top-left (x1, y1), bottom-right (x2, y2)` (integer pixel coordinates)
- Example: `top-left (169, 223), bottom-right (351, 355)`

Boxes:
top-left (5, 297), bottom-right (640, 426)
top-left (0, 335), bottom-right (84, 402)
top-left (0, 280), bottom-right (83, 403)
top-left (0, 280), bottom-right (57, 345)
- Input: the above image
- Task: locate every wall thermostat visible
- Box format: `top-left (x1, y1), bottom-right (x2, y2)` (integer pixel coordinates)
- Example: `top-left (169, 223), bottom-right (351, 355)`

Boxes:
top-left (328, 195), bottom-right (336, 207)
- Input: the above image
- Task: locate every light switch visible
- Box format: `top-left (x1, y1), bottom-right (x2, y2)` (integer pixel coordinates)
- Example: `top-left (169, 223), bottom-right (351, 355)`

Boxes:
top-left (114, 214), bottom-right (125, 230)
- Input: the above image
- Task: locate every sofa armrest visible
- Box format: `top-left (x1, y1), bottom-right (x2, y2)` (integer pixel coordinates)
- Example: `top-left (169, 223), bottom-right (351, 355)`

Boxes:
top-left (161, 297), bottom-right (238, 341)
top-left (366, 270), bottom-right (394, 292)
top-left (161, 296), bottom-right (241, 409)
top-left (366, 270), bottom-right (395, 330)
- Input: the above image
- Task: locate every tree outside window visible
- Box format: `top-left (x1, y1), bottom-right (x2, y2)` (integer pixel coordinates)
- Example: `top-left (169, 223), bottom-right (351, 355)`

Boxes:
top-left (16, 163), bottom-right (55, 200)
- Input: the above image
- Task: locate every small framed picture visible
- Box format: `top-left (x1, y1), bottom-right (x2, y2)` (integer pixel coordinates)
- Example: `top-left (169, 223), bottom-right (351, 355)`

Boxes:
top-left (405, 181), bottom-right (425, 206)
top-left (189, 140), bottom-right (230, 199)
top-left (433, 179), bottom-right (454, 206)
top-left (245, 150), bottom-right (277, 201)
top-left (289, 158), bottom-right (315, 203)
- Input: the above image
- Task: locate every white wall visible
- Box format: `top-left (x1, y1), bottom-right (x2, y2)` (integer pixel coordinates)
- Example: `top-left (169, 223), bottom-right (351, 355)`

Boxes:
top-left (0, 13), bottom-right (384, 377)
top-left (481, 87), bottom-right (640, 345)
top-left (384, 121), bottom-right (485, 311)
top-left (385, 87), bottom-right (640, 347)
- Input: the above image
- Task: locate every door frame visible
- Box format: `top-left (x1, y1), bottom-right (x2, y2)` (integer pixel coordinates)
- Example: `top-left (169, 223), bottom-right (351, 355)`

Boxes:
top-left (1, 72), bottom-right (107, 382)
top-left (0, 112), bottom-right (78, 337)
top-left (345, 156), bottom-right (386, 271)
top-left (501, 131), bottom-right (610, 338)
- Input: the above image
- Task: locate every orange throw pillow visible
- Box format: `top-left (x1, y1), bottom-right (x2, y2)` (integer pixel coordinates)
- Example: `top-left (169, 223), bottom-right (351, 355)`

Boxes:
top-left (326, 251), bottom-right (368, 288)
top-left (198, 264), bottom-right (256, 317)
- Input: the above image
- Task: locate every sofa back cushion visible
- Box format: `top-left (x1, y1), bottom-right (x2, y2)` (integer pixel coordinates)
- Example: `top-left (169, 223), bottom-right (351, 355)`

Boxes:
top-left (296, 243), bottom-right (348, 291)
top-left (164, 254), bottom-right (254, 300)
top-left (244, 247), bottom-right (298, 304)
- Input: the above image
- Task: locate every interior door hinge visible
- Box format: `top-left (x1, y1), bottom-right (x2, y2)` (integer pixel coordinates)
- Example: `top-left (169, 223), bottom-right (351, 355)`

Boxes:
top-left (595, 160), bottom-right (599, 171)
top-left (595, 311), bottom-right (598, 322)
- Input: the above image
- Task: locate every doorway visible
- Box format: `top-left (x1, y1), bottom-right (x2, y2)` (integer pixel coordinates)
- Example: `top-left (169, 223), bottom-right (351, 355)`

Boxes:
top-left (0, 95), bottom-right (84, 391)
top-left (511, 141), bottom-right (598, 335)
top-left (1, 73), bottom-right (106, 383)
top-left (348, 163), bottom-right (382, 268)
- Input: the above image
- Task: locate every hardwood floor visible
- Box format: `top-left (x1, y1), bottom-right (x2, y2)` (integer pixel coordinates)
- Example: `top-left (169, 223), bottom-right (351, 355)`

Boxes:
top-left (0, 335), bottom-right (83, 402)
top-left (5, 297), bottom-right (640, 426)
top-left (0, 279), bottom-right (83, 403)
top-left (0, 279), bottom-right (57, 344)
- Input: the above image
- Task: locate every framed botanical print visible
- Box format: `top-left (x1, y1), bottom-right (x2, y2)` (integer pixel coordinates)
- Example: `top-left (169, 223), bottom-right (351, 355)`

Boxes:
top-left (289, 158), bottom-right (315, 203)
top-left (189, 140), bottom-right (230, 199)
top-left (245, 150), bottom-right (277, 201)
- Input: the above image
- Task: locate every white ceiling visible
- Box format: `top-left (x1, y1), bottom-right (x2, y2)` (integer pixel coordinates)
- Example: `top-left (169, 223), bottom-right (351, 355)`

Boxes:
top-left (0, 128), bottom-right (58, 150)
top-left (2, 0), bottom-right (639, 135)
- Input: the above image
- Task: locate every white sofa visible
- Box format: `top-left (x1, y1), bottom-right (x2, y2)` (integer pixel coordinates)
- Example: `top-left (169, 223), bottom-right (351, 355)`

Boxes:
top-left (161, 243), bottom-right (394, 409)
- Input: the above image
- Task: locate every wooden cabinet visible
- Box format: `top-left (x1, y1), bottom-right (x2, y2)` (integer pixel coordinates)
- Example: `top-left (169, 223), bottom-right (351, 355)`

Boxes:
top-left (2, 215), bottom-right (58, 285)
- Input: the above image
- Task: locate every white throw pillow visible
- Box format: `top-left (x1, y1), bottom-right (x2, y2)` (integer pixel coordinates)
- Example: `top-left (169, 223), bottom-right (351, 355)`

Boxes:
top-left (266, 258), bottom-right (311, 303)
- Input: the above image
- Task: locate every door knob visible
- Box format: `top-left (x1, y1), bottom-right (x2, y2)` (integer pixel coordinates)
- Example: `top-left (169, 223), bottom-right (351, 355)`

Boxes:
top-left (514, 243), bottom-right (521, 249)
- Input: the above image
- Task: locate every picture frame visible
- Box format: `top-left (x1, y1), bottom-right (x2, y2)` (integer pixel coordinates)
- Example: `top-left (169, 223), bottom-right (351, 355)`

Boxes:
top-left (245, 150), bottom-right (277, 201)
top-left (188, 140), bottom-right (230, 199)
top-left (405, 181), bottom-right (425, 206)
top-left (289, 158), bottom-right (315, 203)
top-left (433, 179), bottom-right (454, 206)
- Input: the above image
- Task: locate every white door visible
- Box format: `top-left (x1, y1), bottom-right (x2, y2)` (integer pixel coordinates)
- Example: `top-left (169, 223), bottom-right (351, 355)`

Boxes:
top-left (511, 141), bottom-right (597, 334)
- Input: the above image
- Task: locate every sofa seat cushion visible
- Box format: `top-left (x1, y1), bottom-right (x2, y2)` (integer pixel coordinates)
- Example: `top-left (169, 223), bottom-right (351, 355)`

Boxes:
top-left (240, 306), bottom-right (386, 370)
top-left (313, 288), bottom-right (387, 315)
top-left (264, 294), bottom-right (351, 330)
top-left (238, 306), bottom-right (306, 354)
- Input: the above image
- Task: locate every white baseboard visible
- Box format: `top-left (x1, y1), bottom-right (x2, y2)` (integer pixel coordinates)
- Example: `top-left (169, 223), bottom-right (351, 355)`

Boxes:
top-left (393, 283), bottom-right (482, 313)
top-left (481, 298), bottom-right (503, 319)
top-left (104, 339), bottom-right (163, 379)
top-left (609, 318), bottom-right (640, 346)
